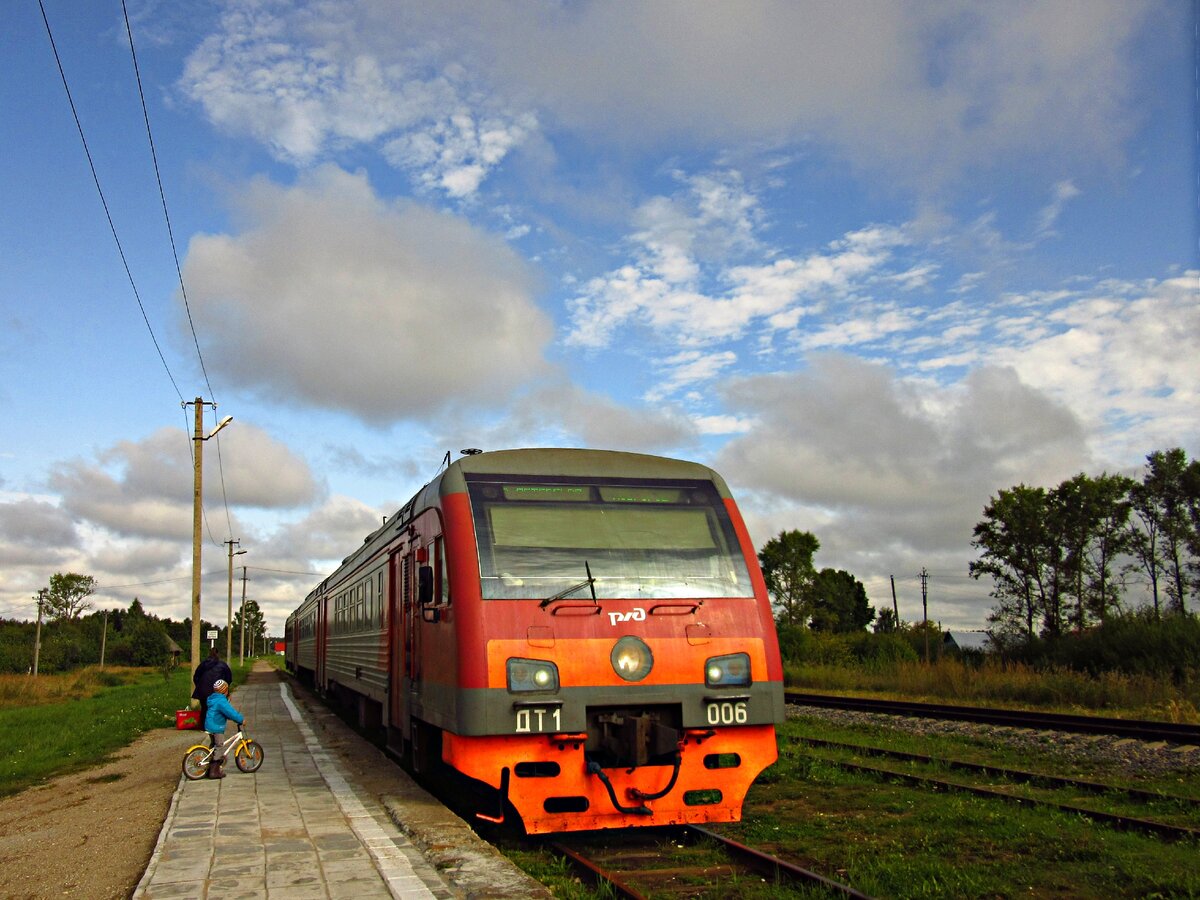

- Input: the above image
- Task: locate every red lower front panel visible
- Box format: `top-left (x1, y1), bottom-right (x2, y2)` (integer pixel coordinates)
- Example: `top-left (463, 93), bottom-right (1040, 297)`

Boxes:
top-left (442, 725), bottom-right (777, 834)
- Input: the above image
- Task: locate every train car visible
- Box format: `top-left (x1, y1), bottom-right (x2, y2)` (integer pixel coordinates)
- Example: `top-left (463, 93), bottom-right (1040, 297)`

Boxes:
top-left (287, 448), bottom-right (784, 834)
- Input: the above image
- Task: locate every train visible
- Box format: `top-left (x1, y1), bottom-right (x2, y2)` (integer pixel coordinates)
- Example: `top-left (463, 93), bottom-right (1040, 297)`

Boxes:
top-left (285, 448), bottom-right (784, 833)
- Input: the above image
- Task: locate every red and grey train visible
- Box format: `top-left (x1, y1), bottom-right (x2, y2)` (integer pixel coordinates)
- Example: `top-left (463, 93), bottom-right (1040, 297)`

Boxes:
top-left (285, 448), bottom-right (783, 833)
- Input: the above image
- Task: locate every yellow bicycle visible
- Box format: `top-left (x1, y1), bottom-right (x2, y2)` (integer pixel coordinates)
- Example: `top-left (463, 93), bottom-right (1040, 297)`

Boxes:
top-left (182, 726), bottom-right (264, 780)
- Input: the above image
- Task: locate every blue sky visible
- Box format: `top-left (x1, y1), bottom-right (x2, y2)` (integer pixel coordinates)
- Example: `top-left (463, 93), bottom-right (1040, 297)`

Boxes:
top-left (2, 0), bottom-right (1196, 635)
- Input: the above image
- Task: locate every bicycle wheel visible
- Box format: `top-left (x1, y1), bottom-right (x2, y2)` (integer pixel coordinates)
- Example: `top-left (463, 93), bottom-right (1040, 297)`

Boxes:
top-left (182, 746), bottom-right (211, 780)
top-left (234, 739), bottom-right (265, 773)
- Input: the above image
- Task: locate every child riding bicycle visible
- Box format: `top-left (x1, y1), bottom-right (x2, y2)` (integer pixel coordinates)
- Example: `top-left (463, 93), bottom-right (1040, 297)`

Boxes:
top-left (204, 678), bottom-right (244, 780)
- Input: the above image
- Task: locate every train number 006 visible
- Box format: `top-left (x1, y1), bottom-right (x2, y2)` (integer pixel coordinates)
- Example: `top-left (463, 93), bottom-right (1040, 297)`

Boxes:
top-left (705, 701), bottom-right (748, 726)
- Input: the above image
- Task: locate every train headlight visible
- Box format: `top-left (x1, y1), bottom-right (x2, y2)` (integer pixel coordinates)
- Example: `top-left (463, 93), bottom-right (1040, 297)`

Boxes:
top-left (705, 653), bottom-right (751, 687)
top-left (507, 658), bottom-right (559, 692)
top-left (611, 636), bottom-right (653, 682)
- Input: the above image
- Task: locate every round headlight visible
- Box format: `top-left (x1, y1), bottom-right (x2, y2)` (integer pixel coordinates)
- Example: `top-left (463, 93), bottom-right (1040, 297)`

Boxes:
top-left (533, 668), bottom-right (551, 687)
top-left (611, 636), bottom-right (653, 682)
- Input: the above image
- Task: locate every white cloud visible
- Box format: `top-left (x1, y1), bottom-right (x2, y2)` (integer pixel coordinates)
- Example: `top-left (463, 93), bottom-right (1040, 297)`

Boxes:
top-left (384, 110), bottom-right (538, 198)
top-left (1034, 180), bottom-right (1082, 236)
top-left (992, 272), bottom-right (1200, 460)
top-left (180, 1), bottom-right (536, 197)
top-left (182, 166), bottom-right (552, 422)
top-left (565, 179), bottom-right (909, 352)
top-left (473, 1), bottom-right (1153, 184)
top-left (46, 424), bottom-right (319, 541)
top-left (463, 383), bottom-right (699, 455)
top-left (715, 355), bottom-right (1091, 625)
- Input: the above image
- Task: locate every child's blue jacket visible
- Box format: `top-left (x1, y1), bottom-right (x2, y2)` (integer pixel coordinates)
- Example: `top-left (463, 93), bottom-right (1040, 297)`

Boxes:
top-left (204, 692), bottom-right (244, 734)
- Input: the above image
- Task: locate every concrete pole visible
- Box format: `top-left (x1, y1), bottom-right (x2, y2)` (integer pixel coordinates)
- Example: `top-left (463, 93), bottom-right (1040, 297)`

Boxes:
top-left (239, 566), bottom-right (248, 665)
top-left (225, 540), bottom-right (241, 661)
top-left (32, 591), bottom-right (44, 677)
top-left (190, 398), bottom-right (204, 676)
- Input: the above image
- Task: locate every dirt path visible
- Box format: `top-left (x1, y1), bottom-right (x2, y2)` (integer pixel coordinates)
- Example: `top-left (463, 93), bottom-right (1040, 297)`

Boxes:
top-left (0, 712), bottom-right (202, 898)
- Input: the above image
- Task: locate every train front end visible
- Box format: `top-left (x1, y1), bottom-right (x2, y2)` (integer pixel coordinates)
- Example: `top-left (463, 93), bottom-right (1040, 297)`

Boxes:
top-left (439, 450), bottom-right (784, 834)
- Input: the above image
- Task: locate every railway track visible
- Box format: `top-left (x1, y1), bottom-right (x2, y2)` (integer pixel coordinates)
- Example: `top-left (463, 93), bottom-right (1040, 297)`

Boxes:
top-left (547, 825), bottom-right (874, 898)
top-left (786, 691), bottom-right (1200, 744)
top-left (799, 737), bottom-right (1200, 842)
top-left (798, 736), bottom-right (1200, 809)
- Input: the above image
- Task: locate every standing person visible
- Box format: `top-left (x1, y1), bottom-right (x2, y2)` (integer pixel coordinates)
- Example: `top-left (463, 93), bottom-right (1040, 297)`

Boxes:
top-left (191, 647), bottom-right (233, 722)
top-left (203, 679), bottom-right (244, 780)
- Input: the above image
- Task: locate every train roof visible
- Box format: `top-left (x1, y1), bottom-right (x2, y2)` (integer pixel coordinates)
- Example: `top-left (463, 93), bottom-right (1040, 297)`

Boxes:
top-left (299, 448), bottom-right (734, 604)
top-left (441, 448), bottom-right (732, 497)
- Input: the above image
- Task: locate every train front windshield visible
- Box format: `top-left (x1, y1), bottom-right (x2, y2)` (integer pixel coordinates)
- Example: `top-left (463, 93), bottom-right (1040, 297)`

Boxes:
top-left (466, 477), bottom-right (754, 600)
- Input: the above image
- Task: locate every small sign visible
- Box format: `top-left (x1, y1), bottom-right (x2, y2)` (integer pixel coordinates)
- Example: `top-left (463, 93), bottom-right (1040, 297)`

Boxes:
top-left (206, 629), bottom-right (219, 640)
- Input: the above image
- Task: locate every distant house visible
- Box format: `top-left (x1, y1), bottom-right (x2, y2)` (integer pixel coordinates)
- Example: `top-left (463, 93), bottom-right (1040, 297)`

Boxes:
top-left (164, 635), bottom-right (183, 665)
top-left (943, 630), bottom-right (992, 653)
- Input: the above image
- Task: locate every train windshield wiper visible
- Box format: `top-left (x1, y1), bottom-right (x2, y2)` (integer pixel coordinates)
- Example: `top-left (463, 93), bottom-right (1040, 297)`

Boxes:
top-left (539, 561), bottom-right (598, 608)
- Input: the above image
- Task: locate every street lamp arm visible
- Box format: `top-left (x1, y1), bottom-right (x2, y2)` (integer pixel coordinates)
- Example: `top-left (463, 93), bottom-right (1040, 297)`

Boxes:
top-left (203, 415), bottom-right (233, 440)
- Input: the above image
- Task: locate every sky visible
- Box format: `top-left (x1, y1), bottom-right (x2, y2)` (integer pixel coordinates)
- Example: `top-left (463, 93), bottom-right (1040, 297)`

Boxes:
top-left (1, 0), bottom-right (1197, 638)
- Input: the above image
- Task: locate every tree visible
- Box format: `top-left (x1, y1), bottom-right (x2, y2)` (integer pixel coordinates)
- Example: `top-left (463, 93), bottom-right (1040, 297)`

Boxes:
top-left (42, 573), bottom-right (97, 622)
top-left (758, 530), bottom-right (820, 627)
top-left (232, 599), bottom-right (268, 656)
top-left (1048, 473), bottom-right (1131, 631)
top-left (971, 485), bottom-right (1053, 638)
top-left (1135, 449), bottom-right (1195, 615)
top-left (808, 568), bottom-right (875, 633)
top-left (873, 607), bottom-right (899, 634)
top-left (1084, 472), bottom-right (1134, 624)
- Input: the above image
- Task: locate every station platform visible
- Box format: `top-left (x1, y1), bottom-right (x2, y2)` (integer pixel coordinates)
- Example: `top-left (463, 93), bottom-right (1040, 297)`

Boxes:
top-left (135, 664), bottom-right (551, 899)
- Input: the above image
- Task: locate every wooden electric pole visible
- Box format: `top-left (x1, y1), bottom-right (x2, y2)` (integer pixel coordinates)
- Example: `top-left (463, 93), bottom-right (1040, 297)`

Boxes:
top-left (920, 568), bottom-right (930, 664)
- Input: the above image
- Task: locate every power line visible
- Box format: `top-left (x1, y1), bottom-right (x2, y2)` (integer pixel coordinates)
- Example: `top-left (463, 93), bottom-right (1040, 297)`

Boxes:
top-left (38, 0), bottom-right (184, 404)
top-left (248, 567), bottom-right (332, 578)
top-left (121, 5), bottom-right (236, 545)
top-left (120, 0), bottom-right (216, 404)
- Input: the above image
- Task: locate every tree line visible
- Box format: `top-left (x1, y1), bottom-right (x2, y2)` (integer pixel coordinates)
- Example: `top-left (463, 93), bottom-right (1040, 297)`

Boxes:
top-left (1, 571), bottom-right (271, 674)
top-left (971, 448), bottom-right (1200, 642)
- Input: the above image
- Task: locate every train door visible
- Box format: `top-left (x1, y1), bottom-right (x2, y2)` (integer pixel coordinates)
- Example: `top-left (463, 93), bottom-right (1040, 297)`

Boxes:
top-left (406, 547), bottom-right (422, 689)
top-left (315, 594), bottom-right (328, 690)
top-left (388, 550), bottom-right (407, 735)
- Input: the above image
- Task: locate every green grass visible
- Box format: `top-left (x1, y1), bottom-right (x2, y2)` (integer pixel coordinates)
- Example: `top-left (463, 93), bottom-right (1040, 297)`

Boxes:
top-left (714, 718), bottom-right (1200, 898)
top-left (785, 658), bottom-right (1200, 721)
top-left (0, 661), bottom-right (255, 797)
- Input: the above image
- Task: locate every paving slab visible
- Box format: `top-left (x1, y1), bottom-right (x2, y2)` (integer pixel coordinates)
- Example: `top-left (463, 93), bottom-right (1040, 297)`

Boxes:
top-left (135, 664), bottom-right (548, 899)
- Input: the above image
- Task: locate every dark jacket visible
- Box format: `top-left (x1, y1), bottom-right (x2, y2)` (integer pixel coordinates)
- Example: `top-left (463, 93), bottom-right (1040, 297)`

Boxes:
top-left (192, 657), bottom-right (233, 702)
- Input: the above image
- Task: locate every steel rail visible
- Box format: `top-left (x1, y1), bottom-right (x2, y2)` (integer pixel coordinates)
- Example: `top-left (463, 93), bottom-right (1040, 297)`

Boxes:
top-left (797, 736), bottom-right (1200, 808)
top-left (787, 692), bottom-right (1200, 744)
top-left (547, 826), bottom-right (876, 899)
top-left (685, 825), bottom-right (875, 898)
top-left (820, 757), bottom-right (1200, 842)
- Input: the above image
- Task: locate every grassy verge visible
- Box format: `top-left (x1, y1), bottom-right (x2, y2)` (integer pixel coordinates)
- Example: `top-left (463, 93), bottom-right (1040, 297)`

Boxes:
top-left (786, 658), bottom-right (1200, 721)
top-left (714, 717), bottom-right (1200, 898)
top-left (0, 661), bottom-right (255, 797)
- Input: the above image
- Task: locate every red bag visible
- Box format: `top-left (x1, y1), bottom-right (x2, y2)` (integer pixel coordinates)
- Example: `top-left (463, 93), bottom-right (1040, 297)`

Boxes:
top-left (175, 709), bottom-right (201, 730)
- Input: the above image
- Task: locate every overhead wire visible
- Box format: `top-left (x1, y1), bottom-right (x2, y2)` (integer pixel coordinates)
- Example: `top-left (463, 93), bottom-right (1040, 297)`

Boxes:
top-left (121, 0), bottom-right (236, 546)
top-left (37, 0), bottom-right (185, 406)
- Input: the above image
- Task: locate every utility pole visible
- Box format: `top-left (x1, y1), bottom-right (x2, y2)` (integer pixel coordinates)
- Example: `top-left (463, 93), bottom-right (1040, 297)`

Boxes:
top-left (185, 397), bottom-right (233, 676)
top-left (32, 590), bottom-right (45, 676)
top-left (99, 610), bottom-right (108, 669)
top-left (920, 568), bottom-right (930, 664)
top-left (239, 566), bottom-right (248, 665)
top-left (890, 576), bottom-right (899, 625)
top-left (225, 539), bottom-right (245, 661)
